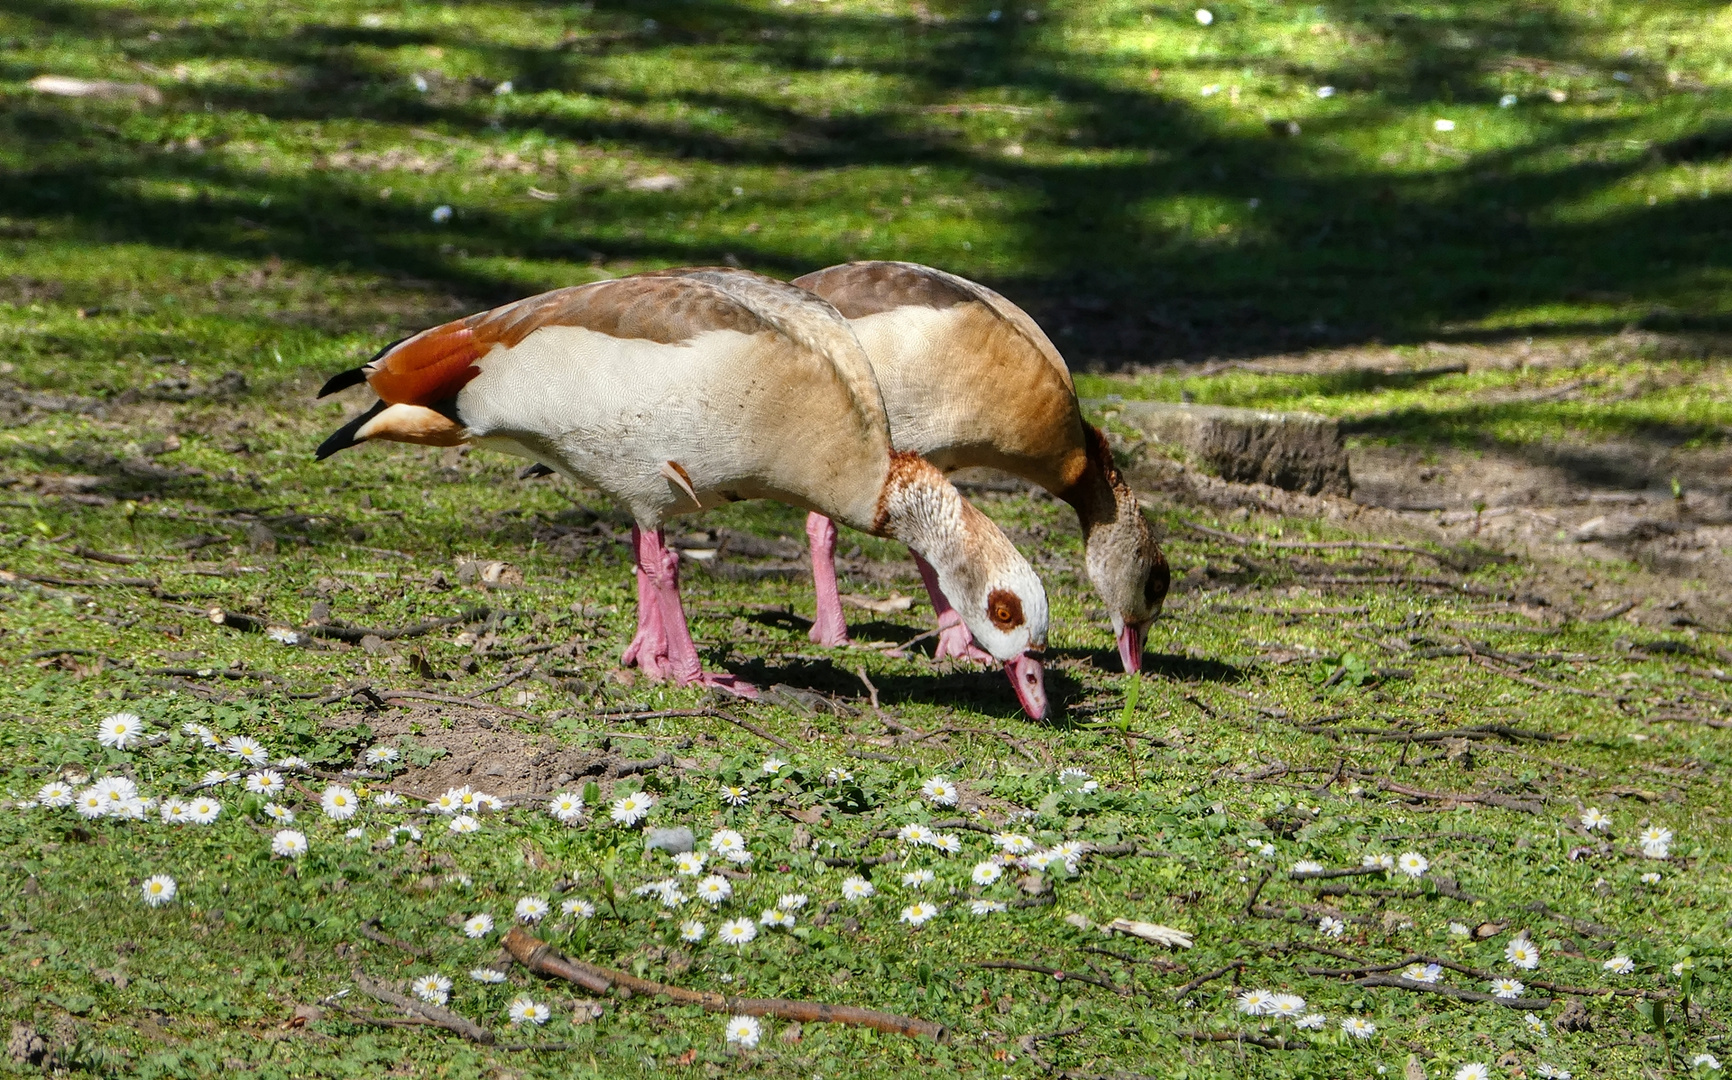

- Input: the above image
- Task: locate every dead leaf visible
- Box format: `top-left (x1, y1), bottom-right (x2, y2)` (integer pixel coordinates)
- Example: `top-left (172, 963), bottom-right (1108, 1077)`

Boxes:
top-left (779, 1021), bottom-right (803, 1044)
top-left (1405, 1054), bottom-right (1426, 1080)
top-left (1474, 921), bottom-right (1509, 940)
top-left (1105, 918), bottom-right (1194, 949)
top-left (841, 592), bottom-right (915, 614)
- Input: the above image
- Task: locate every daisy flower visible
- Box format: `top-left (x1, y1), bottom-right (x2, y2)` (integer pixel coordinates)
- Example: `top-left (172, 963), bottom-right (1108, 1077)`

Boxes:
top-left (1523, 1012), bottom-right (1547, 1037)
top-left (264, 803), bottom-right (295, 824)
top-left (972, 862), bottom-right (1004, 886)
top-left (1506, 933), bottom-right (1541, 970)
top-left (223, 736), bottom-right (268, 765)
top-left (695, 875), bottom-right (733, 905)
top-left (320, 786), bottom-right (359, 821)
top-left (675, 851), bottom-right (707, 876)
top-left (824, 767), bottom-right (852, 784)
top-left (1639, 826), bottom-right (1672, 858)
top-left (1236, 990), bottom-right (1274, 1015)
top-left (994, 833), bottom-right (1035, 855)
top-left (1267, 994), bottom-right (1306, 1020)
top-left (610, 791), bottom-right (654, 826)
top-left (1642, 871), bottom-right (1662, 884)
top-left (507, 997), bottom-right (548, 1025)
top-left (515, 897), bottom-right (550, 923)
top-left (1455, 1066), bottom-right (1489, 1080)
top-left (1318, 916), bottom-right (1345, 938)
top-left (412, 973), bottom-right (452, 1005)
top-left (245, 771), bottom-right (284, 796)
top-left (448, 814), bottom-right (479, 834)
top-left (462, 913), bottom-right (495, 938)
top-left (901, 868), bottom-right (935, 889)
top-left (201, 770), bottom-right (238, 787)
top-left (1361, 853), bottom-right (1395, 871)
top-left (680, 920), bottom-right (706, 943)
top-left (277, 756), bottom-right (309, 771)
top-left (725, 1014), bottom-right (761, 1049)
top-left (1051, 840), bottom-right (1085, 869)
top-left (717, 918), bottom-right (757, 946)
top-left (719, 784), bottom-right (750, 807)
top-left (1403, 963), bottom-right (1442, 983)
top-left (470, 968), bottom-right (507, 983)
top-left (345, 827), bottom-right (365, 840)
top-left (114, 798), bottom-right (150, 821)
top-left (1690, 1053), bottom-right (1720, 1070)
top-left (458, 789), bottom-right (497, 813)
top-left (709, 828), bottom-right (746, 855)
top-left (841, 876), bottom-right (875, 901)
top-left (97, 712), bottom-right (147, 749)
top-left (373, 791), bottom-right (405, 807)
top-left (74, 789), bottom-right (107, 818)
top-left (140, 875), bottom-right (177, 906)
top-left (919, 776), bottom-right (958, 806)
top-left (899, 902), bottom-right (939, 926)
top-left (546, 791), bottom-right (584, 823)
top-left (759, 908), bottom-right (795, 929)
top-left (777, 894), bottom-right (807, 911)
top-left (1580, 807), bottom-right (1609, 831)
top-left (186, 797), bottom-right (221, 824)
top-left (933, 833), bottom-right (962, 855)
top-left (1057, 767), bottom-right (1098, 792)
top-left (1604, 955), bottom-right (1635, 975)
top-left (1396, 852), bottom-right (1429, 878)
top-left (363, 746), bottom-right (399, 766)
top-left (1295, 1013), bottom-right (1326, 1030)
top-left (429, 788), bottom-right (464, 814)
top-left (1026, 850), bottom-right (1061, 874)
top-left (160, 799), bottom-right (190, 823)
top-left (721, 847), bottom-right (753, 867)
top-left (386, 825), bottom-right (421, 844)
top-left (36, 781), bottom-right (75, 808)
top-left (182, 723), bottom-right (221, 748)
top-left (897, 823), bottom-right (936, 847)
top-left (271, 829), bottom-right (308, 858)
top-left (1449, 922), bottom-right (1471, 936)
top-left (634, 879), bottom-right (678, 899)
top-left (970, 900), bottom-right (1007, 915)
top-left (92, 776), bottom-right (138, 810)
top-left (1291, 860), bottom-right (1324, 874)
top-left (1535, 1064), bottom-right (1571, 1079)
top-left (561, 897), bottom-right (596, 919)
top-left (1340, 1016), bottom-right (1376, 1039)
top-left (1489, 977), bottom-right (1525, 998)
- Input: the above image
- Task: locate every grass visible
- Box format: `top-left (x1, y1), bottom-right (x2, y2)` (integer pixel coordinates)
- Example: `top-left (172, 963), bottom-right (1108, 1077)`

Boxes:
top-left (2, 1), bottom-right (1732, 1078)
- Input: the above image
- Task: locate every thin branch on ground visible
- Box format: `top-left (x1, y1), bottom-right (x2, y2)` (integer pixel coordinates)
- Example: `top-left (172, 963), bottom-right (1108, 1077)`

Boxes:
top-left (975, 959), bottom-right (1131, 996)
top-left (351, 970), bottom-right (495, 1043)
top-left (1171, 961), bottom-right (1245, 998)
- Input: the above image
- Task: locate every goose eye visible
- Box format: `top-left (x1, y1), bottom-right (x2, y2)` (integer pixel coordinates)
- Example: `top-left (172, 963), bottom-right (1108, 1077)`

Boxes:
top-left (1143, 560), bottom-right (1171, 611)
top-left (986, 588), bottom-right (1024, 631)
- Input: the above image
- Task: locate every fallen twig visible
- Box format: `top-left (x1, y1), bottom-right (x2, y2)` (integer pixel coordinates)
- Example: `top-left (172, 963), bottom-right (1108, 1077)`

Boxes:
top-left (357, 919), bottom-right (425, 957)
top-left (378, 688), bottom-right (540, 721)
top-left (1171, 960), bottom-right (1245, 998)
top-left (1354, 975), bottom-right (1550, 1010)
top-left (716, 710), bottom-right (796, 750)
top-left (1182, 521), bottom-right (1455, 564)
top-left (504, 928), bottom-right (946, 1041)
top-left (1182, 1030), bottom-right (1308, 1050)
top-left (975, 959), bottom-right (1131, 996)
top-left (352, 970), bottom-right (495, 1043)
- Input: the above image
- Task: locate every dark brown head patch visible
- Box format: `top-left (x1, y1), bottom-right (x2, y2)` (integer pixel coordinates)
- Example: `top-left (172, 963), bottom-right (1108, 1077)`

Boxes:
top-left (794, 261), bottom-right (976, 319)
top-left (987, 588), bottom-right (1025, 632)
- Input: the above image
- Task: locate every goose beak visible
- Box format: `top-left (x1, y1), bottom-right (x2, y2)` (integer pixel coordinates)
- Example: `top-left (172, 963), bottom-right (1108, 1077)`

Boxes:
top-left (1006, 652), bottom-right (1048, 721)
top-left (1117, 621), bottom-right (1150, 674)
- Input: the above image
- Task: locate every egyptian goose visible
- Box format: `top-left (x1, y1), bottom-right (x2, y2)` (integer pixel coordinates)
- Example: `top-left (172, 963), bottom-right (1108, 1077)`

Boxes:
top-left (790, 261), bottom-right (1168, 673)
top-left (314, 267), bottom-right (1050, 718)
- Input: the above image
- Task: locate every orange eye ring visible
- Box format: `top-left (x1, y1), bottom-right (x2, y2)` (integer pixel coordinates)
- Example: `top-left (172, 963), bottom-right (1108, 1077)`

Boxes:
top-left (986, 588), bottom-right (1024, 632)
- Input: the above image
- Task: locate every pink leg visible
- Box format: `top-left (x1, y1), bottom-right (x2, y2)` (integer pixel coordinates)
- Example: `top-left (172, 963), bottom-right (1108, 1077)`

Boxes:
top-left (806, 512), bottom-right (850, 647)
top-left (630, 524), bottom-right (758, 699)
top-left (912, 552), bottom-right (993, 665)
top-left (621, 529), bottom-right (671, 679)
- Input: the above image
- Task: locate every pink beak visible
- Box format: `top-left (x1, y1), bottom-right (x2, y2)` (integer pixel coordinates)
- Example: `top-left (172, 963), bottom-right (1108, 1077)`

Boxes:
top-left (1006, 652), bottom-right (1048, 720)
top-left (1117, 622), bottom-right (1149, 674)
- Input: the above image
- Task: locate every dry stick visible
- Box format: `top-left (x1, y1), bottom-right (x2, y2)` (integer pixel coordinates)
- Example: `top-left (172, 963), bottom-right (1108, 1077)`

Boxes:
top-left (1472, 655), bottom-right (1625, 700)
top-left (715, 710), bottom-right (797, 751)
top-left (1171, 960), bottom-right (1246, 998)
top-left (504, 928), bottom-right (947, 1042)
top-left (1243, 869), bottom-right (1273, 916)
top-left (1289, 866), bottom-right (1388, 882)
top-left (1182, 520), bottom-right (1453, 563)
top-left (1182, 1031), bottom-right (1308, 1051)
top-left (854, 664), bottom-right (921, 737)
top-left (357, 919), bottom-right (426, 958)
top-left (351, 970), bottom-right (495, 1044)
top-left (1354, 975), bottom-right (1551, 1010)
top-left (599, 708), bottom-right (723, 721)
top-left (1376, 779), bottom-right (1543, 815)
top-left (975, 960), bottom-right (1131, 997)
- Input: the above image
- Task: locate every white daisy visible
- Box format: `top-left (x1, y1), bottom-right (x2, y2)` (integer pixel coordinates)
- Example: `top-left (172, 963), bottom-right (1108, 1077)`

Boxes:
top-left (777, 893), bottom-right (807, 911)
top-left (201, 769), bottom-right (238, 787)
top-left (1449, 922), bottom-right (1471, 936)
top-left (223, 736), bottom-right (269, 765)
top-left (758, 908), bottom-right (794, 929)
top-left (694, 875), bottom-right (733, 905)
top-left (448, 814), bottom-right (479, 834)
top-left (412, 973), bottom-right (452, 1005)
top-left (1523, 1012), bottom-right (1547, 1037)
top-left (1236, 990), bottom-right (1275, 1015)
top-left (1057, 767), bottom-right (1097, 792)
top-left (429, 788), bottom-right (464, 814)
top-left (462, 913), bottom-right (495, 938)
top-left (544, 791), bottom-right (584, 823)
top-left (1455, 1066), bottom-right (1489, 1080)
top-left (245, 771), bottom-right (285, 796)
top-left (1403, 963), bottom-right (1442, 983)
top-left (277, 756), bottom-right (309, 771)
top-left (824, 767), bottom-right (852, 784)
top-left (897, 823), bottom-right (936, 847)
top-left (1295, 1013), bottom-right (1326, 1030)
top-left (725, 1014), bottom-right (761, 1049)
top-left (719, 784), bottom-right (750, 807)
top-left (993, 833), bottom-right (1035, 855)
top-left (709, 829), bottom-right (745, 855)
top-left (919, 776), bottom-right (958, 806)
top-left (373, 791), bottom-right (404, 807)
top-left (186, 797), bottom-right (221, 824)
top-left (36, 780), bottom-right (75, 808)
top-left (901, 868), bottom-right (935, 889)
top-left (159, 799), bottom-right (190, 823)
top-left (1291, 860), bottom-right (1324, 874)
top-left (1506, 934), bottom-right (1541, 970)
top-left (458, 788), bottom-right (497, 813)
top-left (515, 897), bottom-right (550, 923)
top-left (97, 712), bottom-right (147, 749)
top-left (363, 746), bottom-right (399, 766)
top-left (470, 968), bottom-right (507, 983)
top-left (680, 919), bottom-right (706, 942)
top-left (1642, 871), bottom-right (1662, 884)
top-left (933, 833), bottom-right (962, 855)
top-left (1690, 1053), bottom-right (1720, 1070)
top-left (320, 786), bottom-right (359, 821)
top-left (971, 861), bottom-right (1004, 886)
top-left (74, 789), bottom-right (106, 818)
top-left (1268, 994), bottom-right (1305, 1019)
top-left (1318, 916), bottom-right (1345, 938)
top-left (140, 875), bottom-right (177, 906)
top-left (1604, 955), bottom-right (1635, 975)
top-left (1341, 1016), bottom-right (1376, 1039)
top-left (271, 829), bottom-right (307, 858)
top-left (1396, 851), bottom-right (1429, 878)
top-left (182, 723), bottom-right (221, 748)
top-left (507, 997), bottom-right (548, 1025)
top-left (761, 758), bottom-right (788, 775)
top-left (561, 897), bottom-right (596, 918)
top-left (1639, 826), bottom-right (1672, 858)
top-left (717, 918), bottom-right (757, 946)
top-left (1580, 807), bottom-right (1609, 831)
top-left (610, 791), bottom-right (654, 826)
top-left (1489, 977), bottom-right (1525, 998)
top-left (970, 899), bottom-right (1007, 915)
top-left (1535, 1065), bottom-right (1571, 1079)
top-left (721, 847), bottom-right (753, 867)
top-left (841, 876), bottom-right (875, 901)
top-left (1027, 849), bottom-right (1062, 874)
top-left (345, 827), bottom-right (365, 840)
top-left (675, 851), bottom-right (708, 876)
top-left (386, 825), bottom-right (421, 844)
top-left (1361, 853), bottom-right (1395, 871)
top-left (92, 776), bottom-right (138, 810)
top-left (899, 902), bottom-right (939, 926)
top-left (113, 797), bottom-right (150, 821)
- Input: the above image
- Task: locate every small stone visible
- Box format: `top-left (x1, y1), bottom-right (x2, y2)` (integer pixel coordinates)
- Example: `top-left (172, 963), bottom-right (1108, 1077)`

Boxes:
top-left (644, 827), bottom-right (695, 855)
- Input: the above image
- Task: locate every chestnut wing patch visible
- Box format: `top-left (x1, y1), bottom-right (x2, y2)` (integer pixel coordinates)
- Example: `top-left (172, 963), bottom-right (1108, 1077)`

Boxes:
top-left (794, 261), bottom-right (974, 319)
top-left (986, 588), bottom-right (1026, 632)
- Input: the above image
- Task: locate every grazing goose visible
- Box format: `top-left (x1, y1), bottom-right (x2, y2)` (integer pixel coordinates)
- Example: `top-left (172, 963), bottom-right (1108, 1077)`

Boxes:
top-left (315, 267), bottom-right (1050, 718)
top-left (791, 261), bottom-right (1168, 673)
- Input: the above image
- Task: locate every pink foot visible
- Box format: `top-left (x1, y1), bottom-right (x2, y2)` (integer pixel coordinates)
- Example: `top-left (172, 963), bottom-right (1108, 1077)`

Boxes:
top-left (806, 511), bottom-right (850, 647)
top-left (624, 523), bottom-right (758, 696)
top-left (914, 551), bottom-right (993, 666)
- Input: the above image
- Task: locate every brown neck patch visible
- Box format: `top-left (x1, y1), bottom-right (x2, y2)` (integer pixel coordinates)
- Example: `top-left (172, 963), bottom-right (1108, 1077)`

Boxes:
top-left (986, 588), bottom-right (1025, 631)
top-left (872, 449), bottom-right (935, 535)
